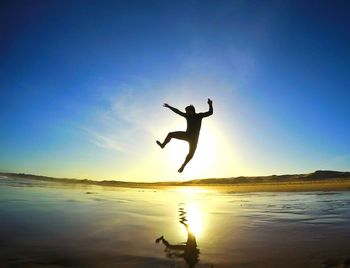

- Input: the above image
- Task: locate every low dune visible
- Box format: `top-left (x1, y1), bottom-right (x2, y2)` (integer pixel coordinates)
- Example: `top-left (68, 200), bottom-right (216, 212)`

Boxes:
top-left (1, 170), bottom-right (350, 192)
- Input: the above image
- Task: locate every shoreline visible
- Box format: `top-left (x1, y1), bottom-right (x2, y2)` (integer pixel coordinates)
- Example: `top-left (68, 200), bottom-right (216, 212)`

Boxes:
top-left (2, 173), bottom-right (350, 192)
top-left (119, 180), bottom-right (350, 192)
top-left (190, 180), bottom-right (350, 192)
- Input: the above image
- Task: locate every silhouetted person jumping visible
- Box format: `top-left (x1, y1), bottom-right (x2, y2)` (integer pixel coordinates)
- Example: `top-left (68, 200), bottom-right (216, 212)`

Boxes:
top-left (156, 98), bottom-right (213, 173)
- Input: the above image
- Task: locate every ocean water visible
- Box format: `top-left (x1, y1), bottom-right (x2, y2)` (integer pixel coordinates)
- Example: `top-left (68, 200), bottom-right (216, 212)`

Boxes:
top-left (1, 175), bottom-right (350, 267)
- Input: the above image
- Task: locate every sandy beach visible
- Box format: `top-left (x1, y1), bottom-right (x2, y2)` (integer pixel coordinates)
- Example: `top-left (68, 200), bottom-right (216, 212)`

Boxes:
top-left (1, 175), bottom-right (350, 267)
top-left (193, 180), bottom-right (350, 192)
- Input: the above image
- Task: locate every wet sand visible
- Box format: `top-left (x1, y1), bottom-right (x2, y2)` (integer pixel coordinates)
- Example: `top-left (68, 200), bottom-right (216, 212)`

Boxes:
top-left (1, 175), bottom-right (350, 267)
top-left (194, 180), bottom-right (350, 192)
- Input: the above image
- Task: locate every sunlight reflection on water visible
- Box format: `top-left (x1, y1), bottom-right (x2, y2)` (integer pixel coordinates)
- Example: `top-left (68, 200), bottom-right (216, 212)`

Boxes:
top-left (185, 202), bottom-right (203, 237)
top-left (1, 177), bottom-right (350, 267)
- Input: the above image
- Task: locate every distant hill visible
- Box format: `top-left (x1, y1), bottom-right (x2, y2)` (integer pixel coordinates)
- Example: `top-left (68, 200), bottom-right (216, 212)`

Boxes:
top-left (185, 170), bottom-right (350, 185)
top-left (1, 170), bottom-right (350, 187)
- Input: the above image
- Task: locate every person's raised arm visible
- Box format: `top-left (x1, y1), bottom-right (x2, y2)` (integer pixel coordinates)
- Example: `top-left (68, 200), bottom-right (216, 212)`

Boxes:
top-left (163, 103), bottom-right (186, 117)
top-left (201, 98), bottom-right (213, 118)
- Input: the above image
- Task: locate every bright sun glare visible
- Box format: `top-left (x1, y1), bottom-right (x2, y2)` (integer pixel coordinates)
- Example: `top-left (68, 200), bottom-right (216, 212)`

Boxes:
top-left (185, 202), bottom-right (203, 237)
top-left (176, 187), bottom-right (206, 238)
top-left (167, 125), bottom-right (218, 178)
top-left (150, 115), bottom-right (237, 181)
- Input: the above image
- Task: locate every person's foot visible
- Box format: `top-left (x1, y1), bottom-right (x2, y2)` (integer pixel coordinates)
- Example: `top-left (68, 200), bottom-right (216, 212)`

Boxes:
top-left (155, 235), bottom-right (164, 243)
top-left (156, 140), bottom-right (164, 148)
top-left (178, 165), bottom-right (184, 173)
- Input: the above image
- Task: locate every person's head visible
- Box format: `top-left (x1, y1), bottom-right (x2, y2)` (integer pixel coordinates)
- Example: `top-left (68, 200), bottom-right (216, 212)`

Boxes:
top-left (185, 105), bottom-right (195, 115)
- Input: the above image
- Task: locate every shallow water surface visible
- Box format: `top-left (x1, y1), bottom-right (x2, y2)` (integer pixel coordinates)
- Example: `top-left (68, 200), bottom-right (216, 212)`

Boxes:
top-left (1, 176), bottom-right (350, 267)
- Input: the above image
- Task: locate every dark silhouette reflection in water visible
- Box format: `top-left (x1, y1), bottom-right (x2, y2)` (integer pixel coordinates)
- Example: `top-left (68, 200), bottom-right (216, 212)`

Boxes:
top-left (156, 204), bottom-right (200, 268)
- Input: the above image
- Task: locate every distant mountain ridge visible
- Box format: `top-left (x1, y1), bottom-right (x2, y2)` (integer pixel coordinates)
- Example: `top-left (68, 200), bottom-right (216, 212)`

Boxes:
top-left (186, 170), bottom-right (350, 185)
top-left (1, 170), bottom-right (350, 186)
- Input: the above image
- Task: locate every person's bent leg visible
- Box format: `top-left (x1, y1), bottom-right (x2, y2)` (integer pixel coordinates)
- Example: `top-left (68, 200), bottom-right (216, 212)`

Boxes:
top-left (157, 131), bottom-right (187, 148)
top-left (178, 141), bottom-right (197, 173)
top-left (178, 152), bottom-right (194, 173)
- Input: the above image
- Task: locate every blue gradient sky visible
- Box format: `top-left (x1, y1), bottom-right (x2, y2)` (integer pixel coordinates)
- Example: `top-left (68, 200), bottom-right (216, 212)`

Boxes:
top-left (1, 1), bottom-right (349, 181)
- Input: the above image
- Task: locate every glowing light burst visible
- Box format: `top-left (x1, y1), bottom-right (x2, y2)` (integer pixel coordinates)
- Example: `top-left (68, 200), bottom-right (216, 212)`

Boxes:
top-left (185, 202), bottom-right (203, 237)
top-left (175, 187), bottom-right (208, 194)
top-left (175, 187), bottom-right (206, 238)
top-left (167, 124), bottom-right (218, 178)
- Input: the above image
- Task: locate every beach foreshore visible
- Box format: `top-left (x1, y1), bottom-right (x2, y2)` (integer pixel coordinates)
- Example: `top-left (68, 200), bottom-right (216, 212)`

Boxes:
top-left (1, 172), bottom-right (350, 192)
top-left (1, 173), bottom-right (350, 267)
top-left (194, 180), bottom-right (350, 192)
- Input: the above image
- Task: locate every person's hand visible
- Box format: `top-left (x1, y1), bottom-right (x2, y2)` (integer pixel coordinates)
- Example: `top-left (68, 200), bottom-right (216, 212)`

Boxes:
top-left (163, 103), bottom-right (170, 108)
top-left (207, 98), bottom-right (213, 105)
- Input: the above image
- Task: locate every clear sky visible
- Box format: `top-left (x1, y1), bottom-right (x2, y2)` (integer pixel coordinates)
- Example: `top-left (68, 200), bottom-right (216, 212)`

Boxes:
top-left (1, 0), bottom-right (349, 181)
